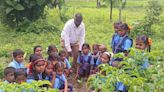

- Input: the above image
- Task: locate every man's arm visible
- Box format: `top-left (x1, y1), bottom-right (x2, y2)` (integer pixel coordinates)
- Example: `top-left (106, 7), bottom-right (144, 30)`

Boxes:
top-left (63, 22), bottom-right (72, 52)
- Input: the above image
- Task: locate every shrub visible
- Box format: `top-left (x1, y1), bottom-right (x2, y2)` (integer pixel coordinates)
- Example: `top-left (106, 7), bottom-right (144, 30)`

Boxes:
top-left (0, 80), bottom-right (59, 92)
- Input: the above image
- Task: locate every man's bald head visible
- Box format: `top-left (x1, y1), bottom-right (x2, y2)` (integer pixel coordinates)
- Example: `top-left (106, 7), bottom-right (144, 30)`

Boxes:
top-left (74, 13), bottom-right (83, 27)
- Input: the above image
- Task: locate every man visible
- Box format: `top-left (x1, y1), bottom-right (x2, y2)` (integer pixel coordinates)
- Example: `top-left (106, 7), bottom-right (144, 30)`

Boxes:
top-left (61, 13), bottom-right (85, 71)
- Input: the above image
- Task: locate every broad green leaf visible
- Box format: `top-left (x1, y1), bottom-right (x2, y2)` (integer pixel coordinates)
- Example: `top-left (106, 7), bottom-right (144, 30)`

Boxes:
top-left (5, 7), bottom-right (13, 14)
top-left (5, 0), bottom-right (14, 6)
top-left (14, 4), bottom-right (24, 10)
top-left (36, 0), bottom-right (45, 6)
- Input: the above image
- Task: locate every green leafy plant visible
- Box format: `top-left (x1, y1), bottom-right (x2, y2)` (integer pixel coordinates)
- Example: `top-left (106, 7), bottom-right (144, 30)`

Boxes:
top-left (0, 80), bottom-right (59, 92)
top-left (0, 0), bottom-right (61, 28)
top-left (130, 0), bottom-right (163, 38)
top-left (87, 48), bottom-right (164, 92)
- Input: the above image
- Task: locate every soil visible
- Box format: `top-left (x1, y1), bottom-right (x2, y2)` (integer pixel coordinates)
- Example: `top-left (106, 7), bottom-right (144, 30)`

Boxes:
top-left (67, 74), bottom-right (91, 92)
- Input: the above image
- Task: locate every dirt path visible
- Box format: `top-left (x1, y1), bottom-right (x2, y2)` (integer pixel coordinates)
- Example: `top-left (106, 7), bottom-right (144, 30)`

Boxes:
top-left (67, 74), bottom-right (91, 92)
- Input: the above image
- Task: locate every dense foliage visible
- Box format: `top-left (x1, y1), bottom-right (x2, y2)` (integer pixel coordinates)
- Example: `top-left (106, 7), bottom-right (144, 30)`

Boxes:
top-left (131, 0), bottom-right (163, 38)
top-left (87, 48), bottom-right (164, 92)
top-left (0, 80), bottom-right (59, 92)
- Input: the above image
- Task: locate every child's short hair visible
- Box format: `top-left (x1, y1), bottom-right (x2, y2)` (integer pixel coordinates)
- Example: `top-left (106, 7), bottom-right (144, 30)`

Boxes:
top-left (13, 49), bottom-right (24, 58)
top-left (47, 44), bottom-right (58, 55)
top-left (33, 45), bottom-right (42, 53)
top-left (92, 44), bottom-right (99, 50)
top-left (99, 44), bottom-right (107, 51)
top-left (48, 53), bottom-right (60, 61)
top-left (119, 23), bottom-right (130, 31)
top-left (114, 21), bottom-right (122, 27)
top-left (55, 62), bottom-right (65, 71)
top-left (58, 50), bottom-right (67, 56)
top-left (4, 67), bottom-right (15, 76)
top-left (29, 54), bottom-right (43, 62)
top-left (82, 43), bottom-right (90, 50)
top-left (15, 69), bottom-right (27, 78)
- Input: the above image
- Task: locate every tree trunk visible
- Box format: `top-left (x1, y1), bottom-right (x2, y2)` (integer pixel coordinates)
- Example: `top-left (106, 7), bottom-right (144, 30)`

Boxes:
top-left (109, 0), bottom-right (113, 21)
top-left (97, 0), bottom-right (101, 8)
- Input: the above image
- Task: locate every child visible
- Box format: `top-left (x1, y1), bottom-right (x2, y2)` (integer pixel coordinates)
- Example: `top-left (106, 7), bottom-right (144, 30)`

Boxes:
top-left (111, 23), bottom-right (132, 54)
top-left (3, 67), bottom-right (15, 83)
top-left (47, 44), bottom-right (58, 55)
top-left (135, 35), bottom-right (151, 69)
top-left (59, 50), bottom-right (72, 76)
top-left (47, 53), bottom-right (60, 66)
top-left (92, 44), bottom-right (99, 67)
top-left (100, 52), bottom-right (113, 65)
top-left (111, 21), bottom-right (122, 48)
top-left (99, 44), bottom-right (107, 56)
top-left (44, 61), bottom-right (56, 88)
top-left (54, 62), bottom-right (73, 92)
top-left (76, 43), bottom-right (94, 80)
top-left (34, 45), bottom-right (43, 57)
top-left (27, 55), bottom-right (46, 81)
top-left (96, 52), bottom-right (113, 73)
top-left (96, 44), bottom-right (107, 66)
top-left (8, 49), bottom-right (25, 69)
top-left (15, 69), bottom-right (28, 84)
top-left (111, 23), bottom-right (133, 63)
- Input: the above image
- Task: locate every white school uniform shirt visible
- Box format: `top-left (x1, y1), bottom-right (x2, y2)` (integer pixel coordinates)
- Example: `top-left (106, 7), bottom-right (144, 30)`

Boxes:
top-left (62, 19), bottom-right (85, 52)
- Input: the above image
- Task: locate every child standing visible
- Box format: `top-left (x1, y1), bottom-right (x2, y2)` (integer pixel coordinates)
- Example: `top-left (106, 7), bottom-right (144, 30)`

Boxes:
top-left (3, 67), bottom-right (15, 83)
top-left (111, 21), bottom-right (122, 49)
top-left (111, 23), bottom-right (132, 54)
top-left (76, 43), bottom-right (94, 80)
top-left (47, 44), bottom-right (58, 55)
top-left (8, 49), bottom-right (25, 69)
top-left (135, 35), bottom-right (151, 69)
top-left (111, 23), bottom-right (133, 63)
top-left (59, 50), bottom-right (72, 76)
top-left (54, 62), bottom-right (73, 92)
top-left (44, 61), bottom-right (56, 88)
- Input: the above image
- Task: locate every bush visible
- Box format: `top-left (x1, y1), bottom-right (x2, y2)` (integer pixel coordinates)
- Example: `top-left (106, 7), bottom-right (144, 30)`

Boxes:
top-left (87, 48), bottom-right (164, 92)
top-left (16, 18), bottom-right (59, 34)
top-left (0, 0), bottom-right (57, 28)
top-left (0, 80), bottom-right (59, 92)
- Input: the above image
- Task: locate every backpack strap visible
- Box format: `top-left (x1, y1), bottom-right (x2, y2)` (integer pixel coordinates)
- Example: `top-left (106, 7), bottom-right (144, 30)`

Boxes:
top-left (114, 35), bottom-right (128, 54)
top-left (87, 56), bottom-right (92, 64)
top-left (80, 55), bottom-right (84, 64)
top-left (120, 36), bottom-right (133, 52)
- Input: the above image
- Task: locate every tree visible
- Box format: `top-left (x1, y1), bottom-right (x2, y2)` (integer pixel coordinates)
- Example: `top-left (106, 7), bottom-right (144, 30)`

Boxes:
top-left (102, 0), bottom-right (127, 21)
top-left (0, 0), bottom-right (63, 28)
top-left (131, 0), bottom-right (163, 38)
top-left (96, 0), bottom-right (101, 8)
top-left (116, 0), bottom-right (126, 21)
top-left (144, 0), bottom-right (163, 36)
